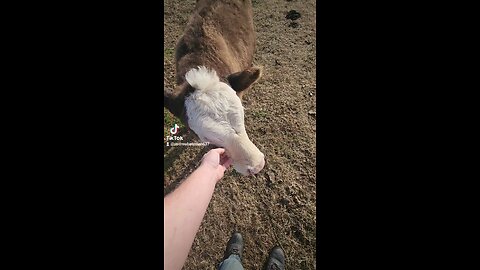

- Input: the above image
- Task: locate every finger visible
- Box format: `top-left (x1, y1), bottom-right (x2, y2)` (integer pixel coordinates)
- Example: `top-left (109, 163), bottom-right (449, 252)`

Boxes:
top-left (216, 170), bottom-right (225, 182)
top-left (211, 148), bottom-right (225, 155)
top-left (222, 157), bottom-right (233, 168)
top-left (219, 153), bottom-right (230, 163)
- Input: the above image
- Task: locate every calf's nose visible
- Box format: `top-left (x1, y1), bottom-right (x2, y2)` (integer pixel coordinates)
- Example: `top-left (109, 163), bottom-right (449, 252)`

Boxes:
top-left (250, 157), bottom-right (265, 175)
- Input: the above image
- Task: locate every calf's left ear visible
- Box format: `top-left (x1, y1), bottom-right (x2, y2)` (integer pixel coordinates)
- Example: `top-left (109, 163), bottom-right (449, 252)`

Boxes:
top-left (227, 66), bottom-right (263, 97)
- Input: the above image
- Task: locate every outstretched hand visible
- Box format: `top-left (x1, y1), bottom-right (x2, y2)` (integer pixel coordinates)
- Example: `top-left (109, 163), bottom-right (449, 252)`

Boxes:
top-left (201, 148), bottom-right (233, 182)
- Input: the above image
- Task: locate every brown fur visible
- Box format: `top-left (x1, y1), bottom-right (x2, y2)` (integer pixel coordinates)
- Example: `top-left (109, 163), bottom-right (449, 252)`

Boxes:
top-left (164, 0), bottom-right (262, 120)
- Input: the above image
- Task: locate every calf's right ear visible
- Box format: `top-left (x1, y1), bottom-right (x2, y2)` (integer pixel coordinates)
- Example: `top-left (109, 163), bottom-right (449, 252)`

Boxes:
top-left (164, 82), bottom-right (196, 120)
top-left (164, 87), bottom-right (175, 104)
top-left (164, 86), bottom-right (186, 119)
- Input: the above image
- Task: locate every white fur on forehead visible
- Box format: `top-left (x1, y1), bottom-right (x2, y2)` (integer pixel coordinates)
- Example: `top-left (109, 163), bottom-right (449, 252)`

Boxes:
top-left (185, 66), bottom-right (220, 92)
top-left (185, 66), bottom-right (246, 146)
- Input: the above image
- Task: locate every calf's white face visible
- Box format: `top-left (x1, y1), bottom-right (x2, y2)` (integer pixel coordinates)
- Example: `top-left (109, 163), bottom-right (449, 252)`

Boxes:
top-left (184, 66), bottom-right (265, 176)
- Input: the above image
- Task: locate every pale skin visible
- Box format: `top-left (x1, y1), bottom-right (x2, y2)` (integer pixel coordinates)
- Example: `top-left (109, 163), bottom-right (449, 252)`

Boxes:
top-left (164, 148), bottom-right (233, 270)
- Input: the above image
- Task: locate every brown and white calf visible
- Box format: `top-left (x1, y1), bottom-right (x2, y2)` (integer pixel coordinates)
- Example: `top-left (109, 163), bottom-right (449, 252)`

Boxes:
top-left (164, 0), bottom-right (265, 176)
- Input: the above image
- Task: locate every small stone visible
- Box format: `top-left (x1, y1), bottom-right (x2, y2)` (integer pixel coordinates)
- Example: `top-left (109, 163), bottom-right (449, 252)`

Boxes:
top-left (267, 171), bottom-right (276, 182)
top-left (286, 10), bottom-right (301, 20)
top-left (308, 110), bottom-right (316, 115)
top-left (279, 198), bottom-right (290, 206)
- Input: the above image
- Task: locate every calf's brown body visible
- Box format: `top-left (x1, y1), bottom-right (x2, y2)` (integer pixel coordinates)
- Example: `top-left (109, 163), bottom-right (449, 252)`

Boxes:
top-left (164, 0), bottom-right (262, 121)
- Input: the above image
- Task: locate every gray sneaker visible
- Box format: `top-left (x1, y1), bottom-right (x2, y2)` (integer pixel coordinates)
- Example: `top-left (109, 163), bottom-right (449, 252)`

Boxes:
top-left (264, 246), bottom-right (285, 270)
top-left (223, 232), bottom-right (244, 261)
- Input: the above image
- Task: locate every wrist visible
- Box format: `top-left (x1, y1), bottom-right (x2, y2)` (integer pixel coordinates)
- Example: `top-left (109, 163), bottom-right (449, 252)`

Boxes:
top-left (197, 164), bottom-right (219, 184)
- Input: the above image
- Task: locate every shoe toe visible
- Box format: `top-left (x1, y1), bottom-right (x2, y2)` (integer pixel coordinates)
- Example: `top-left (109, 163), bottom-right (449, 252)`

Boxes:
top-left (230, 232), bottom-right (243, 244)
top-left (224, 232), bottom-right (244, 260)
top-left (270, 246), bottom-right (285, 264)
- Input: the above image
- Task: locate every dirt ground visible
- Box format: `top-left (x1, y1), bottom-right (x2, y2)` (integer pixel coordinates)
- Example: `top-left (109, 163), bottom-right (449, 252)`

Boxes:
top-left (164, 0), bottom-right (316, 269)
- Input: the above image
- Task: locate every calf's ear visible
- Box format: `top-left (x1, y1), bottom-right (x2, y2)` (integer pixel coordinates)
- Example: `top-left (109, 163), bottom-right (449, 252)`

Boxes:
top-left (163, 83), bottom-right (191, 119)
top-left (164, 87), bottom-right (177, 111)
top-left (227, 66), bottom-right (263, 98)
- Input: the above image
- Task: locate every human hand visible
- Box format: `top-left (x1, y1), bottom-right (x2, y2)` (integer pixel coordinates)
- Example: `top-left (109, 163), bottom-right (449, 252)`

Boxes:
top-left (200, 148), bottom-right (233, 182)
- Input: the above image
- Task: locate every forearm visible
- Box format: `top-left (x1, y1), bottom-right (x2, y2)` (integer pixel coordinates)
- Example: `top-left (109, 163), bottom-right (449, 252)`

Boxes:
top-left (164, 165), bottom-right (217, 270)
